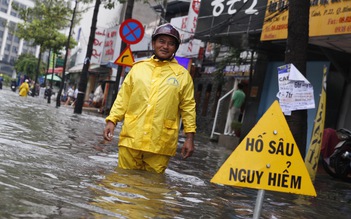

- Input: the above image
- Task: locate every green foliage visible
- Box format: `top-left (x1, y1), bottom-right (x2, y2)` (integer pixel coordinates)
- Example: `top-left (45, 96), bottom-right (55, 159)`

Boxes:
top-left (14, 54), bottom-right (45, 79)
top-left (0, 74), bottom-right (13, 86)
top-left (12, 0), bottom-right (76, 51)
top-left (103, 0), bottom-right (147, 9)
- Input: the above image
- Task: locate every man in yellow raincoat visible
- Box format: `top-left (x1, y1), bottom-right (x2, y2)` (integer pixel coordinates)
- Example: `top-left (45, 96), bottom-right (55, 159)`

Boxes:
top-left (19, 79), bottom-right (30, 97)
top-left (103, 23), bottom-right (196, 173)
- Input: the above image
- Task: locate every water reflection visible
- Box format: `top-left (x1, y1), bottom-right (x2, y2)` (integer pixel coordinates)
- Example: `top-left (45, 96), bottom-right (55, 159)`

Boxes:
top-left (88, 168), bottom-right (171, 218)
top-left (86, 164), bottom-right (258, 218)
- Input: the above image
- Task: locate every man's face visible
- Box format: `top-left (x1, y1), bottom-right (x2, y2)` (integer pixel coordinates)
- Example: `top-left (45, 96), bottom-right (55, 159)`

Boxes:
top-left (152, 35), bottom-right (178, 60)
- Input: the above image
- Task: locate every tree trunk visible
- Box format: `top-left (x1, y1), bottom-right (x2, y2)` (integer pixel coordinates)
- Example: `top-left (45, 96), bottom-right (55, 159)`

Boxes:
top-left (74, 0), bottom-right (101, 114)
top-left (284, 1), bottom-right (310, 158)
top-left (56, 0), bottom-right (78, 108)
top-left (159, 0), bottom-right (167, 25)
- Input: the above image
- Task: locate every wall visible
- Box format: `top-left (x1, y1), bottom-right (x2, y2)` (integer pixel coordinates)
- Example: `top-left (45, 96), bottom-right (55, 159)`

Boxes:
top-left (194, 74), bottom-right (235, 137)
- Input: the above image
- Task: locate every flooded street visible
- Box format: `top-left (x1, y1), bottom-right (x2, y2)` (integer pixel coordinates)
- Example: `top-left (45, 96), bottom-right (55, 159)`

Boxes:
top-left (0, 87), bottom-right (350, 219)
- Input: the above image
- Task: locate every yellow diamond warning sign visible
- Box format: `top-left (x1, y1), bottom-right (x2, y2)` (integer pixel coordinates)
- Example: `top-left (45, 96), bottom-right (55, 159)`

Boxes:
top-left (211, 100), bottom-right (316, 196)
top-left (114, 46), bottom-right (134, 67)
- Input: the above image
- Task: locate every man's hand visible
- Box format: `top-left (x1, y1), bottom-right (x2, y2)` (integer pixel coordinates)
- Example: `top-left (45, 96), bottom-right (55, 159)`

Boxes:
top-left (181, 133), bottom-right (195, 159)
top-left (103, 121), bottom-right (116, 141)
top-left (181, 138), bottom-right (194, 159)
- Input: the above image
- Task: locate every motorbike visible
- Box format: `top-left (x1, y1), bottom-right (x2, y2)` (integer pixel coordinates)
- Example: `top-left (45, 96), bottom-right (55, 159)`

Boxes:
top-left (10, 81), bottom-right (16, 92)
top-left (321, 128), bottom-right (351, 182)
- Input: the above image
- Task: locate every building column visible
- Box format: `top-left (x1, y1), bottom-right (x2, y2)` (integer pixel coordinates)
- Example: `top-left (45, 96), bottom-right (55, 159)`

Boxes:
top-left (0, 26), bottom-right (8, 60)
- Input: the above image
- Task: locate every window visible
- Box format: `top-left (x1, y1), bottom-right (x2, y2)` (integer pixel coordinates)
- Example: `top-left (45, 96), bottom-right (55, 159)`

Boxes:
top-left (5, 44), bottom-right (10, 51)
top-left (2, 54), bottom-right (9, 62)
top-left (0, 17), bottom-right (6, 30)
top-left (1, 0), bottom-right (9, 5)
top-left (0, 0), bottom-right (8, 12)
top-left (0, 7), bottom-right (7, 13)
top-left (12, 46), bottom-right (17, 53)
top-left (7, 33), bottom-right (13, 41)
top-left (10, 11), bottom-right (17, 17)
top-left (13, 36), bottom-right (20, 43)
top-left (9, 56), bottom-right (15, 64)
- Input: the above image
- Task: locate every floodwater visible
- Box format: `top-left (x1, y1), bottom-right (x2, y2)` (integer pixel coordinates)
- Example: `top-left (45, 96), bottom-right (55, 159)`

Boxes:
top-left (0, 87), bottom-right (350, 219)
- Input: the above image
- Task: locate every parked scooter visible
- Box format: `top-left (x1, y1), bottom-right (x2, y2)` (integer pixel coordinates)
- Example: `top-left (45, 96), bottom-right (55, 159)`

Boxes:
top-left (10, 80), bottom-right (16, 92)
top-left (321, 128), bottom-right (351, 182)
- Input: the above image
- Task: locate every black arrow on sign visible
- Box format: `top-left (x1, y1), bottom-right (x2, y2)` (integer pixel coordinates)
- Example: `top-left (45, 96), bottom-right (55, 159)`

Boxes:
top-left (121, 55), bottom-right (129, 62)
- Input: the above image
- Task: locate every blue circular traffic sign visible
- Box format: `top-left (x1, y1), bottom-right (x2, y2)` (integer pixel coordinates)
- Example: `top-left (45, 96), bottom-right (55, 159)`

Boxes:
top-left (119, 19), bottom-right (144, 44)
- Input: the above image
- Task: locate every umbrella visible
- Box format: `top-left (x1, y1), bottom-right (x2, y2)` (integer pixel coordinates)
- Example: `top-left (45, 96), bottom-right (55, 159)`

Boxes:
top-left (44, 74), bottom-right (62, 82)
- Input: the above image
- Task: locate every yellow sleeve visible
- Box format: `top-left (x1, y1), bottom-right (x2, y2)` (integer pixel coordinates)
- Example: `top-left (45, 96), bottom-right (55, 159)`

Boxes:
top-left (179, 72), bottom-right (196, 134)
top-left (105, 70), bottom-right (133, 124)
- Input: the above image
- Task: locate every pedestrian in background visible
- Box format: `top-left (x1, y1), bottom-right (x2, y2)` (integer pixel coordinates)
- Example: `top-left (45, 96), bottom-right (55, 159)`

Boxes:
top-left (88, 90), bottom-right (94, 106)
top-left (19, 79), bottom-right (30, 97)
top-left (103, 23), bottom-right (196, 174)
top-left (92, 81), bottom-right (104, 108)
top-left (71, 86), bottom-right (78, 106)
top-left (45, 86), bottom-right (52, 104)
top-left (65, 85), bottom-right (75, 105)
top-left (0, 73), bottom-right (3, 90)
top-left (230, 83), bottom-right (246, 122)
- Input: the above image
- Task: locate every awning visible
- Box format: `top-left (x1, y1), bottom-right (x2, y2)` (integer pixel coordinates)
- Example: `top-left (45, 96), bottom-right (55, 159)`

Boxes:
top-left (68, 63), bottom-right (110, 74)
top-left (46, 67), bottom-right (63, 74)
top-left (40, 74), bottom-right (62, 82)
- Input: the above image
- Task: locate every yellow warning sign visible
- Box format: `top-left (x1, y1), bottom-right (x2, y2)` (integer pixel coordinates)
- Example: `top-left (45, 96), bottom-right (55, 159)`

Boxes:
top-left (211, 101), bottom-right (316, 196)
top-left (305, 65), bottom-right (328, 181)
top-left (114, 46), bottom-right (134, 67)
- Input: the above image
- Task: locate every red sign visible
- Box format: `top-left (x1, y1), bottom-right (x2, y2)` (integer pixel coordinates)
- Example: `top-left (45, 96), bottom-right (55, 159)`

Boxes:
top-left (119, 19), bottom-right (144, 44)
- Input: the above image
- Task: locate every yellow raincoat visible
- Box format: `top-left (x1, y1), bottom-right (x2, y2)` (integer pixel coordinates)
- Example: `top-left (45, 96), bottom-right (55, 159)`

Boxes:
top-left (19, 82), bottom-right (30, 97)
top-left (106, 56), bottom-right (196, 156)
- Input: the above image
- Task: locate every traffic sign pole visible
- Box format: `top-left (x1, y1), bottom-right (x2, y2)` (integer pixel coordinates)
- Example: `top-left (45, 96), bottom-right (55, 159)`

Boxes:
top-left (253, 189), bottom-right (265, 219)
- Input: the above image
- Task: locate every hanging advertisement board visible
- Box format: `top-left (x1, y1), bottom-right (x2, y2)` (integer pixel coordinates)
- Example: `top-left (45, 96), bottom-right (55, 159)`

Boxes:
top-left (195, 0), bottom-right (267, 40)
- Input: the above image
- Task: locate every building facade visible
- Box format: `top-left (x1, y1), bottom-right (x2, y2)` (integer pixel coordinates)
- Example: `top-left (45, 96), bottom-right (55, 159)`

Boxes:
top-left (0, 0), bottom-right (39, 77)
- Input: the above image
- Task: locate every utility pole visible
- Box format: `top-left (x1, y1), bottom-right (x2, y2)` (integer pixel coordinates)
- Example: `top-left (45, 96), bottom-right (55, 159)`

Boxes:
top-left (112, 0), bottom-right (135, 106)
top-left (74, 0), bottom-right (101, 114)
top-left (32, 49), bottom-right (42, 97)
top-left (56, 0), bottom-right (78, 108)
top-left (284, 1), bottom-right (310, 158)
top-left (159, 0), bottom-right (167, 25)
top-left (44, 49), bottom-right (51, 90)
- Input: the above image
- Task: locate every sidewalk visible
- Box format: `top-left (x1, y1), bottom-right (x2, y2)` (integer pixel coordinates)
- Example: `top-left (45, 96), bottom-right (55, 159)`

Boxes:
top-left (60, 100), bottom-right (106, 117)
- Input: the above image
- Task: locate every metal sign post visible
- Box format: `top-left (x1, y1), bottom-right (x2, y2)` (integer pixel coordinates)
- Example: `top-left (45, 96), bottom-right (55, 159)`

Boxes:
top-left (253, 189), bottom-right (265, 219)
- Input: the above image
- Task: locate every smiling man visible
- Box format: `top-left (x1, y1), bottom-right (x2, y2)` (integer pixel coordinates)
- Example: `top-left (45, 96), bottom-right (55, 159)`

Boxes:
top-left (103, 23), bottom-right (197, 174)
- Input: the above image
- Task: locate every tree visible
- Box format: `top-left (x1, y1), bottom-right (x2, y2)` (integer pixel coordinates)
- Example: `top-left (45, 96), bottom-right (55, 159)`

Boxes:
top-left (14, 54), bottom-right (45, 79)
top-left (13, 0), bottom-right (75, 96)
top-left (284, 1), bottom-right (310, 158)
